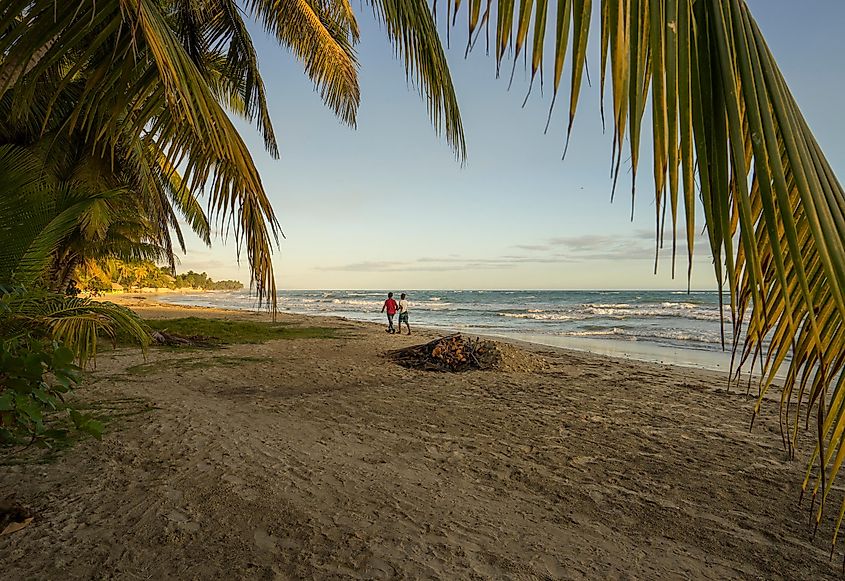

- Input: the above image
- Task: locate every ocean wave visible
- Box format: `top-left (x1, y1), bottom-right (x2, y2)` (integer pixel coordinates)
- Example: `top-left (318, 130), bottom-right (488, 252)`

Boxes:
top-left (561, 327), bottom-right (722, 344)
top-left (500, 312), bottom-right (586, 321)
top-left (493, 302), bottom-right (722, 322)
top-left (565, 327), bottom-right (630, 338)
top-left (583, 304), bottom-right (722, 322)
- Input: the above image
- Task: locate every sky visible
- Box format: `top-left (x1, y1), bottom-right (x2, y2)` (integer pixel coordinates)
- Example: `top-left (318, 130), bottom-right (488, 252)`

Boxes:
top-left (176, 0), bottom-right (845, 291)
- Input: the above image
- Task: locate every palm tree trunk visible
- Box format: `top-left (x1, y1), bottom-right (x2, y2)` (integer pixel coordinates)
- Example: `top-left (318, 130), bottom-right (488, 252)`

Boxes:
top-left (52, 253), bottom-right (80, 292)
top-left (0, 35), bottom-right (58, 97)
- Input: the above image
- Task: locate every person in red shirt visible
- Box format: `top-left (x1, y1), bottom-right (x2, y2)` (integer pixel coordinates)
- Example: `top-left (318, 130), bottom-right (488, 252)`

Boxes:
top-left (381, 292), bottom-right (398, 334)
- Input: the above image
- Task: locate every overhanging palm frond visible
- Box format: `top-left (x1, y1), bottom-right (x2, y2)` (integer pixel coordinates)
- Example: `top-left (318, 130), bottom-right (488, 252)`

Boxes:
top-left (1, 0), bottom-right (469, 310)
top-left (1, 288), bottom-right (150, 367)
top-left (448, 0), bottom-right (845, 542)
top-left (0, 145), bottom-right (49, 282)
top-left (245, 0), bottom-right (362, 126)
top-left (368, 0), bottom-right (467, 160)
top-left (0, 144), bottom-right (131, 286)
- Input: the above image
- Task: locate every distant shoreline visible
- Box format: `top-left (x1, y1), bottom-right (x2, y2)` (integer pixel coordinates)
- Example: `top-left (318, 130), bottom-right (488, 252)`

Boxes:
top-left (91, 287), bottom-right (227, 296)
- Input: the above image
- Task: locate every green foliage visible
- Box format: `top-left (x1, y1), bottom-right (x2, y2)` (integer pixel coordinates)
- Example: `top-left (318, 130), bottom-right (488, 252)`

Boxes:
top-left (0, 287), bottom-right (151, 452)
top-left (2, 288), bottom-right (151, 367)
top-left (0, 336), bottom-right (102, 448)
top-left (144, 317), bottom-right (338, 344)
top-left (76, 260), bottom-right (243, 292)
top-left (174, 270), bottom-right (244, 291)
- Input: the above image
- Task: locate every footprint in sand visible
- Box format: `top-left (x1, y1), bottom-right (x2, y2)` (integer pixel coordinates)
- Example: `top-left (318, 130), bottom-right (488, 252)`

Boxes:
top-left (254, 529), bottom-right (278, 555)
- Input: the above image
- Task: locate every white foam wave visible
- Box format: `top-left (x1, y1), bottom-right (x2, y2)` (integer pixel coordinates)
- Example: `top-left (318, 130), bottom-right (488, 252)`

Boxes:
top-left (562, 327), bottom-right (722, 344)
top-left (500, 312), bottom-right (585, 321)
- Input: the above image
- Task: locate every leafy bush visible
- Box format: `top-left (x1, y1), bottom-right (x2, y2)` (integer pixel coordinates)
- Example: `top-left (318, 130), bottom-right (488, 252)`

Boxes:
top-left (0, 336), bottom-right (103, 448)
top-left (1, 287), bottom-right (150, 366)
top-left (0, 287), bottom-right (149, 450)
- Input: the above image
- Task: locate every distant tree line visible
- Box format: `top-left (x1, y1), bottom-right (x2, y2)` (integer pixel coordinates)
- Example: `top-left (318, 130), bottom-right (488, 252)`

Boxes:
top-left (76, 259), bottom-right (243, 292)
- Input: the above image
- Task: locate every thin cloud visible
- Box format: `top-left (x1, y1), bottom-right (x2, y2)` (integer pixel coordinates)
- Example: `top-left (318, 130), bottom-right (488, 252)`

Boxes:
top-left (318, 254), bottom-right (577, 272)
top-left (318, 231), bottom-right (715, 273)
top-left (507, 230), bottom-right (715, 263)
top-left (317, 260), bottom-right (404, 272)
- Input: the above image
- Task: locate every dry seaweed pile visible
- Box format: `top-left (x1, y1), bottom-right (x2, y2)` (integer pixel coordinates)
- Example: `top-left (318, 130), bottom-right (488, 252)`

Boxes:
top-left (390, 334), bottom-right (549, 373)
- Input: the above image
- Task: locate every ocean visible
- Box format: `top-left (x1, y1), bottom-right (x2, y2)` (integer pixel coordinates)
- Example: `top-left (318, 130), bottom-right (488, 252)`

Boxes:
top-left (155, 289), bottom-right (740, 372)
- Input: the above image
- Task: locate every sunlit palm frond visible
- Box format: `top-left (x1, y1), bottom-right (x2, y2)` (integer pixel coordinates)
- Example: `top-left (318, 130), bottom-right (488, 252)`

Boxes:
top-left (1, 289), bottom-right (150, 366)
top-left (447, 0), bottom-right (845, 542)
top-left (150, 142), bottom-right (212, 248)
top-left (245, 0), bottom-right (361, 126)
top-left (203, 1), bottom-right (280, 157)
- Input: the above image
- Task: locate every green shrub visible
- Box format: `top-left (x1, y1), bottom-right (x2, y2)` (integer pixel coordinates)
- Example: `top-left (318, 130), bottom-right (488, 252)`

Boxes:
top-left (0, 336), bottom-right (103, 448)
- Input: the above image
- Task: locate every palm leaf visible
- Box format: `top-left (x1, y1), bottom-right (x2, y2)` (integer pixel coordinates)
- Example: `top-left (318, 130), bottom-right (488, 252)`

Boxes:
top-left (1, 0), bottom-right (282, 308)
top-left (447, 0), bottom-right (845, 544)
top-left (367, 0), bottom-right (467, 160)
top-left (1, 288), bottom-right (150, 367)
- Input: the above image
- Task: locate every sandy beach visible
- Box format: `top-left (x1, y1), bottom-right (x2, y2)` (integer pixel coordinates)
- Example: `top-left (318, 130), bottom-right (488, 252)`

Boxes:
top-left (0, 297), bottom-right (837, 579)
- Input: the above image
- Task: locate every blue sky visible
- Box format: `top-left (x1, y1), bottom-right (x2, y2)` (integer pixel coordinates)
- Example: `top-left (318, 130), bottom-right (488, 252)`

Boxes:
top-left (179, 0), bottom-right (845, 290)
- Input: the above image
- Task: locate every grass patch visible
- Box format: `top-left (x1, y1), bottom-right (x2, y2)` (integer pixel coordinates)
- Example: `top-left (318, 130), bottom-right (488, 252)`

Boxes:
top-left (113, 317), bottom-right (339, 348)
top-left (125, 355), bottom-right (273, 376)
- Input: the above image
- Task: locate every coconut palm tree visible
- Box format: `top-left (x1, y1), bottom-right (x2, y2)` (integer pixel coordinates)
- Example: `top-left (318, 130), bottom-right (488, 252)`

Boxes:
top-left (0, 0), bottom-right (464, 306)
top-left (0, 141), bottom-right (193, 291)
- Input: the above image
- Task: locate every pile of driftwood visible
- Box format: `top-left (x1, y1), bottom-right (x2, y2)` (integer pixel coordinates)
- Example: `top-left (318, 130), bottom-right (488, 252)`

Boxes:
top-left (391, 334), bottom-right (551, 373)
top-left (390, 334), bottom-right (487, 372)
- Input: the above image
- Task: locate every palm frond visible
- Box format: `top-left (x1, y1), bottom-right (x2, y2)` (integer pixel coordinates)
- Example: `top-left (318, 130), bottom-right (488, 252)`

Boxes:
top-left (367, 0), bottom-right (467, 161)
top-left (245, 0), bottom-right (361, 126)
top-left (0, 144), bottom-right (50, 283)
top-left (1, 0), bottom-right (281, 307)
top-left (1, 288), bottom-right (150, 367)
top-left (449, 0), bottom-right (845, 541)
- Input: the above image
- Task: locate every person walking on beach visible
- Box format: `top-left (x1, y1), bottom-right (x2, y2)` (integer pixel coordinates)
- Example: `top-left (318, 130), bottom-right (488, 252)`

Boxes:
top-left (382, 292), bottom-right (398, 334)
top-left (398, 293), bottom-right (411, 335)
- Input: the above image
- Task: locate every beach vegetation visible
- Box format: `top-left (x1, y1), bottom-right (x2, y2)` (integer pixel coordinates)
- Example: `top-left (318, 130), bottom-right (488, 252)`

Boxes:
top-left (76, 260), bottom-right (244, 292)
top-left (141, 317), bottom-right (339, 345)
top-left (124, 355), bottom-right (274, 377)
top-left (0, 333), bottom-right (101, 448)
top-left (1, 288), bottom-right (150, 366)
top-left (0, 288), bottom-right (151, 450)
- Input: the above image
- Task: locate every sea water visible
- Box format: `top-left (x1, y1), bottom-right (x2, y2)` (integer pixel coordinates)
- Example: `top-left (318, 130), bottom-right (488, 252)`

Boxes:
top-left (155, 289), bottom-right (745, 372)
